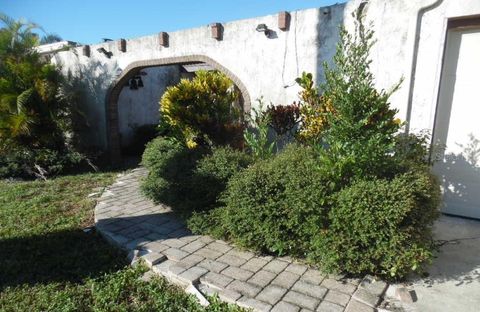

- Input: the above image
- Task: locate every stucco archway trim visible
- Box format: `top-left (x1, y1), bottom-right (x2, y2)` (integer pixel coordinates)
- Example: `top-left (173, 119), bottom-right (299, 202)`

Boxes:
top-left (105, 55), bottom-right (252, 163)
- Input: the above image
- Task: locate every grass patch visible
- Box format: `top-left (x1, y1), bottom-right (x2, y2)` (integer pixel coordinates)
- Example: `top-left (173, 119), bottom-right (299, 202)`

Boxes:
top-left (0, 171), bottom-right (241, 311)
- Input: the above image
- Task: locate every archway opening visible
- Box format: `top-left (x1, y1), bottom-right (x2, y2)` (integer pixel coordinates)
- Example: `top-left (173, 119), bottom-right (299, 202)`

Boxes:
top-left (106, 56), bottom-right (251, 164)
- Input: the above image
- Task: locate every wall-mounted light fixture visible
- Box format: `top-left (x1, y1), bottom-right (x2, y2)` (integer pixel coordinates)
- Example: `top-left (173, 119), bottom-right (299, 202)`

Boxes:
top-left (97, 47), bottom-right (113, 58)
top-left (129, 75), bottom-right (144, 90)
top-left (129, 77), bottom-right (138, 90)
top-left (256, 23), bottom-right (272, 38)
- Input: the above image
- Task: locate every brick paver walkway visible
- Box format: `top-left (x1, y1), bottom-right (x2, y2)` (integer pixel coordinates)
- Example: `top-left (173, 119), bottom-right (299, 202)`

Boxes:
top-left (95, 168), bottom-right (387, 312)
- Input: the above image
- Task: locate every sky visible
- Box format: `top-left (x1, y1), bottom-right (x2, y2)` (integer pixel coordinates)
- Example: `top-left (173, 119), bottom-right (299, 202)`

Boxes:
top-left (1, 0), bottom-right (344, 44)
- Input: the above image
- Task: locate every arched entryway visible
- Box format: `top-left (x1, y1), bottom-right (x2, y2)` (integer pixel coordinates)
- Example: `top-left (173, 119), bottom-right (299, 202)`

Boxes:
top-left (105, 55), bottom-right (251, 163)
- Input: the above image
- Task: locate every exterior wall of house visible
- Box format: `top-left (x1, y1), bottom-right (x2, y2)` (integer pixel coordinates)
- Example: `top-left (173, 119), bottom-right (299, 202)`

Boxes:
top-left (344, 0), bottom-right (480, 134)
top-left (50, 0), bottom-right (480, 150)
top-left (52, 6), bottom-right (341, 149)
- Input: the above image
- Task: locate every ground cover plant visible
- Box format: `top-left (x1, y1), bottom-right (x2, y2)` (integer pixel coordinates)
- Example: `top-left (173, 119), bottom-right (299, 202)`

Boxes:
top-left (142, 14), bottom-right (441, 280)
top-left (0, 170), bottom-right (242, 311)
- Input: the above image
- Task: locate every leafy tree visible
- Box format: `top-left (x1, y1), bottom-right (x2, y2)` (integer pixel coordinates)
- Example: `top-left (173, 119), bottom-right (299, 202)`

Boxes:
top-left (0, 13), bottom-right (40, 57)
top-left (318, 13), bottom-right (403, 186)
top-left (0, 14), bottom-right (68, 150)
top-left (0, 13), bottom-right (86, 178)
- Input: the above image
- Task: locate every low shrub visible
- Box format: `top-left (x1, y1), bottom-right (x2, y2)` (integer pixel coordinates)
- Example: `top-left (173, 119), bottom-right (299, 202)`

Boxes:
top-left (266, 103), bottom-right (300, 137)
top-left (141, 137), bottom-right (205, 211)
top-left (141, 137), bottom-right (252, 213)
top-left (310, 168), bottom-right (441, 279)
top-left (0, 146), bottom-right (87, 179)
top-left (160, 70), bottom-right (243, 148)
top-left (190, 144), bottom-right (330, 256)
top-left (191, 146), bottom-right (254, 210)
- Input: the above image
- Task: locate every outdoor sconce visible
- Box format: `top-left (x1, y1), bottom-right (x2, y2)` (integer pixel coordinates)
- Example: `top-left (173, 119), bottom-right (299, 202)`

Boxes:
top-left (118, 39), bottom-right (126, 52)
top-left (211, 23), bottom-right (223, 40)
top-left (159, 32), bottom-right (169, 47)
top-left (129, 77), bottom-right (138, 90)
top-left (256, 23), bottom-right (272, 38)
top-left (137, 76), bottom-right (144, 88)
top-left (97, 47), bottom-right (113, 58)
top-left (129, 75), bottom-right (144, 90)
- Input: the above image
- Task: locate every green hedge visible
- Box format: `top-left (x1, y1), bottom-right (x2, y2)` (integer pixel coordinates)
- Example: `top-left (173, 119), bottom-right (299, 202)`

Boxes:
top-left (141, 137), bottom-right (204, 212)
top-left (310, 168), bottom-right (441, 279)
top-left (141, 137), bottom-right (252, 213)
top-left (144, 138), bottom-right (441, 279)
top-left (189, 145), bottom-right (330, 256)
top-left (191, 146), bottom-right (254, 210)
top-left (0, 146), bottom-right (87, 179)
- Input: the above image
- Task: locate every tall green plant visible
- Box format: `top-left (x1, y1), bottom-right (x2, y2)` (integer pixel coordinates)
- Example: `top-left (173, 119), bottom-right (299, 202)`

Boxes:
top-left (0, 14), bottom-right (87, 178)
top-left (319, 13), bottom-right (403, 185)
top-left (0, 14), bottom-right (69, 151)
top-left (243, 99), bottom-right (275, 159)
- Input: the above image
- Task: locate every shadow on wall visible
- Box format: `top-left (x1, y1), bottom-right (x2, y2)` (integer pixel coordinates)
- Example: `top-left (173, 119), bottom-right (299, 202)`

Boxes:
top-left (414, 135), bottom-right (480, 286)
top-left (316, 3), bottom-right (346, 85)
top-left (62, 59), bottom-right (120, 149)
top-left (434, 134), bottom-right (480, 215)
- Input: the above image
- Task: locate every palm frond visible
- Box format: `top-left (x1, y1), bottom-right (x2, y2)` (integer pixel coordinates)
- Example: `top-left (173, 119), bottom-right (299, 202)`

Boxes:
top-left (0, 93), bottom-right (17, 112)
top-left (9, 112), bottom-right (32, 136)
top-left (16, 87), bottom-right (34, 114)
top-left (0, 12), bottom-right (15, 28)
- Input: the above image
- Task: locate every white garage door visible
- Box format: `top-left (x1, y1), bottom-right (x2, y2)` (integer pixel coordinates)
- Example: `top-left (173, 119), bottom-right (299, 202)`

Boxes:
top-left (433, 26), bottom-right (480, 219)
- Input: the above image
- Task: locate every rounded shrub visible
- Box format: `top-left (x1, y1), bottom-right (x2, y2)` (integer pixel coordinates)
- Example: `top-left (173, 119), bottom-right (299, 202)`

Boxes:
top-left (193, 144), bottom-right (330, 256)
top-left (310, 168), bottom-right (441, 279)
top-left (160, 70), bottom-right (243, 148)
top-left (191, 146), bottom-right (254, 210)
top-left (141, 138), bottom-right (252, 214)
top-left (141, 137), bottom-right (205, 211)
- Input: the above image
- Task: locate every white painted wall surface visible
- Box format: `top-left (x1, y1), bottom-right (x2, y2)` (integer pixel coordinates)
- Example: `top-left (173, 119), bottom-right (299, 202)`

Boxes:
top-left (52, 5), bottom-right (342, 148)
top-left (51, 0), bottom-right (480, 149)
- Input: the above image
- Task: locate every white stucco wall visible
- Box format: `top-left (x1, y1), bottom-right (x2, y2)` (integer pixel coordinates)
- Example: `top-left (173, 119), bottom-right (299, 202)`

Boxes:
top-left (51, 0), bottom-right (480, 150)
top-left (117, 65), bottom-right (181, 147)
top-left (345, 0), bottom-right (480, 134)
top-left (52, 6), bottom-right (342, 148)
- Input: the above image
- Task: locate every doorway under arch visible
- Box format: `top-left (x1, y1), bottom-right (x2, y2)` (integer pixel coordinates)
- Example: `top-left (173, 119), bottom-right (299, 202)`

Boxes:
top-left (105, 55), bottom-right (252, 163)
